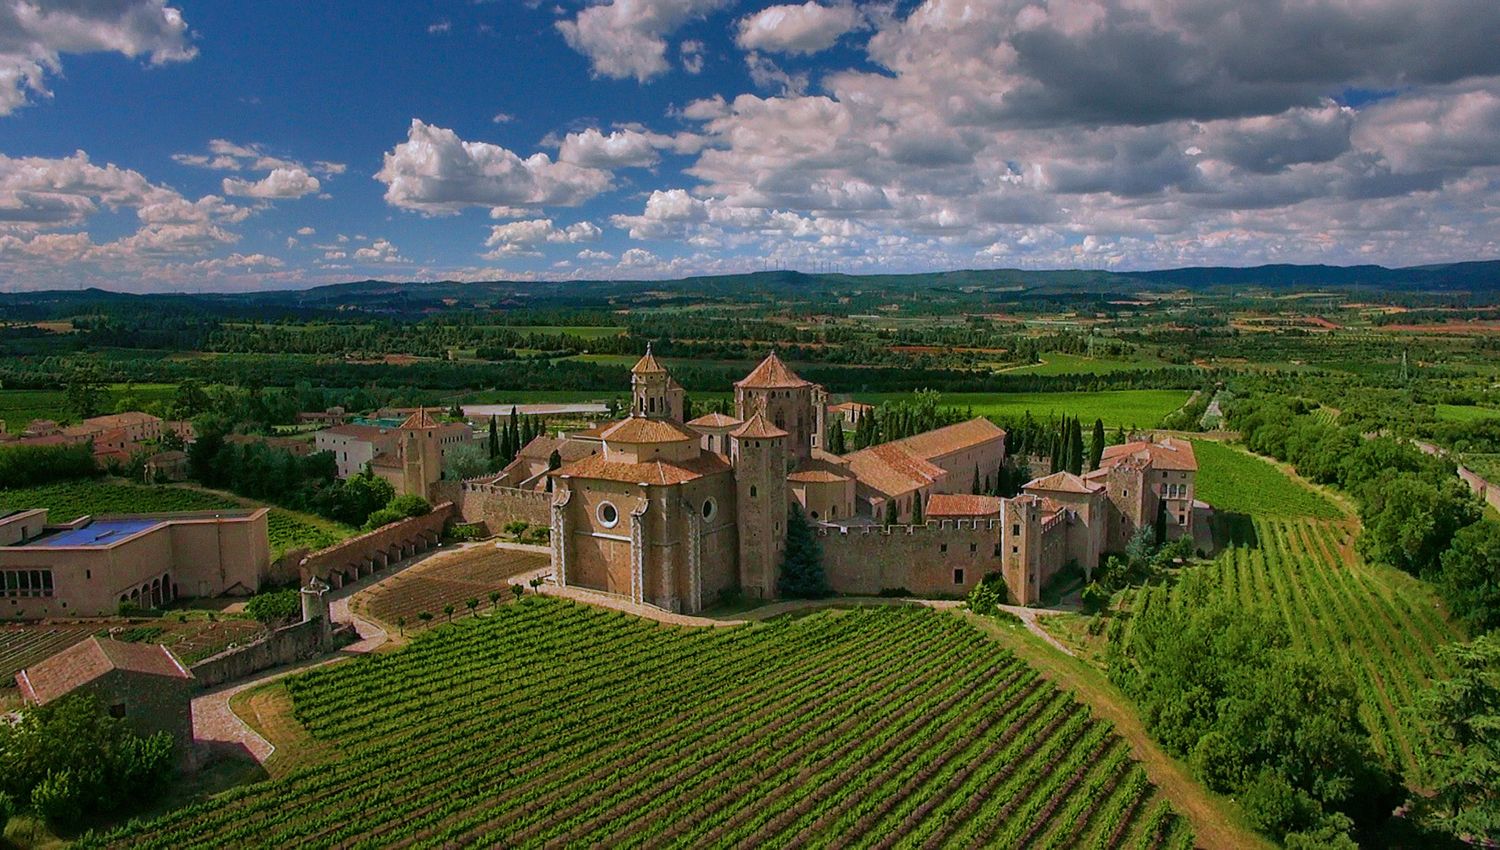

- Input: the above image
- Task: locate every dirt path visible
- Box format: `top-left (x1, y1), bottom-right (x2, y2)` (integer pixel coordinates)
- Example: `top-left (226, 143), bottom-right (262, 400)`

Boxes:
top-left (967, 613), bottom-right (1272, 850)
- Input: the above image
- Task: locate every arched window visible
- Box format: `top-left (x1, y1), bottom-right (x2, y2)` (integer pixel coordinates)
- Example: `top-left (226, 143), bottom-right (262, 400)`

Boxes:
top-left (749, 485), bottom-right (758, 498)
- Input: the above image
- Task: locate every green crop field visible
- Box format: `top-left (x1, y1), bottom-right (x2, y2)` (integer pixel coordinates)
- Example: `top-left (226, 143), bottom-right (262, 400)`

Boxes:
top-left (1121, 518), bottom-right (1464, 785)
top-left (0, 383), bottom-right (178, 429)
top-left (1189, 440), bottom-right (1343, 519)
top-left (0, 482), bottom-right (352, 559)
top-left (88, 601), bottom-right (1192, 849)
top-left (1434, 403), bottom-right (1500, 422)
top-left (1009, 353), bottom-right (1176, 376)
top-left (857, 390), bottom-right (1191, 429)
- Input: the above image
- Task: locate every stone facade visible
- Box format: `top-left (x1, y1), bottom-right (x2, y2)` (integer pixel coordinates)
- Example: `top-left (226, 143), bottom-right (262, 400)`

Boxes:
top-left (298, 502), bottom-right (454, 587)
top-left (539, 353), bottom-right (1199, 608)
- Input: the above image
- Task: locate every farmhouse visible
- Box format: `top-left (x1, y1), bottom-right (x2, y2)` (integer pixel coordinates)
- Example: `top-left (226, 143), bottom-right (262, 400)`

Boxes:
top-left (466, 351), bottom-right (1198, 611)
top-left (0, 507), bottom-right (271, 618)
top-left (15, 636), bottom-right (195, 758)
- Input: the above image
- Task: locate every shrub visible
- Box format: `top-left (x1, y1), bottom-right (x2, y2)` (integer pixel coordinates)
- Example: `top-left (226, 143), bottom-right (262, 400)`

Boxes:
top-left (1080, 582), bottom-right (1111, 613)
top-left (244, 589), bottom-right (300, 624)
top-left (0, 789), bottom-right (14, 826)
top-left (0, 443), bottom-right (98, 489)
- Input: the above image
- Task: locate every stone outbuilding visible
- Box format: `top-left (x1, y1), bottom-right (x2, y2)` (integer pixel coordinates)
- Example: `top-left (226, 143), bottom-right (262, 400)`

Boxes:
top-left (16, 636), bottom-right (196, 760)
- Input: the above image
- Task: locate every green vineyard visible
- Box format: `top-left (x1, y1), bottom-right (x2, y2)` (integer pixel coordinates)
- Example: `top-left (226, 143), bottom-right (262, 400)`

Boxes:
top-left (1122, 518), bottom-right (1464, 785)
top-left (90, 601), bottom-right (1192, 849)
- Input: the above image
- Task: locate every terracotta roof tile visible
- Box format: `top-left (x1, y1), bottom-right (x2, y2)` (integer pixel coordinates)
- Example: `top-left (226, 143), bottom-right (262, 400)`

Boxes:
top-left (730, 411), bottom-right (789, 439)
top-left (631, 344), bottom-right (668, 375)
top-left (892, 418), bottom-right (1006, 462)
top-left (600, 416), bottom-right (697, 444)
top-left (844, 442), bottom-right (947, 498)
top-left (81, 412), bottom-right (160, 429)
top-left (1024, 471), bottom-right (1103, 494)
top-left (735, 352), bottom-right (811, 389)
top-left (554, 452), bottom-right (731, 486)
top-left (399, 408), bottom-right (441, 430)
top-left (17, 637), bottom-right (191, 705)
top-left (1099, 437), bottom-right (1198, 472)
top-left (926, 493), bottom-right (1004, 517)
top-left (787, 457), bottom-right (853, 483)
top-left (686, 412), bottom-right (742, 428)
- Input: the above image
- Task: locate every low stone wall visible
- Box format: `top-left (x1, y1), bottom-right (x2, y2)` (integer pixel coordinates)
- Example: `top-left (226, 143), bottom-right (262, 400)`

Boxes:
top-left (460, 483), bottom-right (552, 533)
top-left (189, 618), bottom-right (350, 688)
top-left (1458, 465), bottom-right (1500, 512)
top-left (299, 502), bottom-right (455, 586)
top-left (817, 520), bottom-right (1005, 599)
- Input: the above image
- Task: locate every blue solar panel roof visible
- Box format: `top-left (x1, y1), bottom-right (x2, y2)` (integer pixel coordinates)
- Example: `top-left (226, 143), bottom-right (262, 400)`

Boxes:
top-left (24, 519), bottom-right (164, 548)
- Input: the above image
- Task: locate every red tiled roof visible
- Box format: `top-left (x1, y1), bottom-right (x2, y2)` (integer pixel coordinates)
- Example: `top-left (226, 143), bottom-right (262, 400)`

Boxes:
top-left (892, 418), bottom-right (1006, 462)
top-left (730, 411), bottom-right (789, 439)
top-left (844, 442), bottom-right (947, 498)
top-left (631, 345), bottom-right (668, 374)
top-left (600, 416), bottom-right (697, 444)
top-left (1024, 471), bottom-right (1102, 494)
top-left (81, 412), bottom-right (160, 430)
top-left (686, 412), bottom-right (742, 429)
top-left (926, 493), bottom-right (1004, 517)
top-left (400, 408), bottom-right (441, 430)
top-left (17, 637), bottom-right (192, 706)
top-left (1099, 437), bottom-right (1198, 472)
top-left (735, 352), bottom-right (811, 389)
top-left (787, 456), bottom-right (853, 483)
top-left (515, 434), bottom-right (597, 463)
top-left (554, 451), bottom-right (732, 486)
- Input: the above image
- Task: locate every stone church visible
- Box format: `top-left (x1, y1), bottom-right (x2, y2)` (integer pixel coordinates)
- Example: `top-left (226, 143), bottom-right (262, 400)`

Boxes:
top-left (500, 350), bottom-right (1201, 613)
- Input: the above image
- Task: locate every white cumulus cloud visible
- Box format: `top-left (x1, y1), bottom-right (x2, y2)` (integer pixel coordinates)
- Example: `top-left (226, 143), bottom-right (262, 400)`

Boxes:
top-left (556, 0), bottom-right (729, 82)
top-left (736, 2), bottom-right (863, 55)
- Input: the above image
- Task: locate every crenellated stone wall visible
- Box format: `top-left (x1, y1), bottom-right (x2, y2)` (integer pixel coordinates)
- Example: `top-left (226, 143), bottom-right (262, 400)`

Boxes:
top-left (816, 520), bottom-right (1007, 599)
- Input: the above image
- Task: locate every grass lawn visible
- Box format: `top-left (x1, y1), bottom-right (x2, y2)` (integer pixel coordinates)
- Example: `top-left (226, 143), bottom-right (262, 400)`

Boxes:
top-left (0, 481), bottom-right (353, 560)
top-left (1434, 403), bottom-right (1500, 422)
top-left (1189, 439), bottom-right (1343, 519)
top-left (0, 383), bottom-right (178, 429)
top-left (856, 390), bottom-right (1191, 429)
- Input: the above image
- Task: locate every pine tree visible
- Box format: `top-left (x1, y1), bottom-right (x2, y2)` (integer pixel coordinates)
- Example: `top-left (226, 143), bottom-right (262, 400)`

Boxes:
top-left (1089, 418), bottom-right (1105, 471)
top-left (778, 504), bottom-right (830, 599)
top-left (1067, 416), bottom-right (1085, 476)
top-left (487, 415), bottom-right (499, 459)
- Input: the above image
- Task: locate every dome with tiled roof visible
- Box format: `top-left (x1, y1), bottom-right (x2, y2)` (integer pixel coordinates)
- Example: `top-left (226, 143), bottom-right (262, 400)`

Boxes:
top-left (735, 351), bottom-right (811, 389)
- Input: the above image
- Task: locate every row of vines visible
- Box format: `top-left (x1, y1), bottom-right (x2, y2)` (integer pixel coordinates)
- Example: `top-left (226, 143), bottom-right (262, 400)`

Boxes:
top-left (1118, 517), bottom-right (1464, 786)
top-left (87, 600), bottom-right (1192, 848)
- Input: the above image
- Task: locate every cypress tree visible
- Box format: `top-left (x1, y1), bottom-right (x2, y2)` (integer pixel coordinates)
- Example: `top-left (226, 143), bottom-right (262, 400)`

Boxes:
top-left (1090, 418), bottom-right (1106, 471)
top-left (487, 415), bottom-right (499, 459)
top-left (1067, 416), bottom-right (1085, 476)
top-left (778, 504), bottom-right (830, 599)
top-left (884, 500), bottom-right (898, 525)
top-left (1049, 429), bottom-right (1062, 474)
top-left (912, 492), bottom-right (924, 525)
top-left (972, 464), bottom-right (981, 494)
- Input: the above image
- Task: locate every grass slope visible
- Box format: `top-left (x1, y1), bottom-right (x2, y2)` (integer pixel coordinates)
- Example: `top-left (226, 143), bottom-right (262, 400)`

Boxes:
top-left (1125, 518), bottom-right (1465, 787)
top-left (1190, 439), bottom-right (1343, 519)
top-left (0, 481), bottom-right (352, 560)
top-left (88, 600), bottom-right (1193, 849)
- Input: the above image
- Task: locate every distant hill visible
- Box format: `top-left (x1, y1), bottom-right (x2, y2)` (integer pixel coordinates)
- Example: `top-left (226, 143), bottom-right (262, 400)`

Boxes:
top-left (2, 260), bottom-right (1496, 317)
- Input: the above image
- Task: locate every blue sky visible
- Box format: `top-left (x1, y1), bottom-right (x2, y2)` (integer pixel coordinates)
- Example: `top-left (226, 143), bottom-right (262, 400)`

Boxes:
top-left (1, 0), bottom-right (1498, 292)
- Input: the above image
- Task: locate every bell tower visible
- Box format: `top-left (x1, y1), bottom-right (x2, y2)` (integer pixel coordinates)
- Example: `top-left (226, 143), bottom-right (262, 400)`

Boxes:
top-left (731, 412), bottom-right (789, 599)
top-left (630, 343), bottom-right (683, 420)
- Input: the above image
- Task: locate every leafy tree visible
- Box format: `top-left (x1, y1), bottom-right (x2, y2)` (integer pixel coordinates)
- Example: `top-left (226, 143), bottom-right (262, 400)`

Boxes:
top-left (319, 470), bottom-right (396, 528)
top-left (0, 442), bottom-right (98, 488)
top-left (64, 365), bottom-right (106, 420)
top-left (418, 611), bottom-right (433, 627)
top-left (1436, 521), bottom-right (1500, 635)
top-left (0, 693), bottom-right (175, 830)
top-left (529, 576), bottom-right (543, 592)
top-left (1080, 581), bottom-right (1111, 613)
top-left (443, 441), bottom-right (490, 481)
top-left (1417, 635), bottom-right (1500, 841)
top-left (778, 504), bottom-right (830, 599)
top-left (443, 603), bottom-right (455, 623)
top-left (967, 573), bottom-right (1006, 615)
top-left (511, 583), bottom-right (525, 601)
top-left (172, 378), bottom-right (210, 420)
top-left (1358, 473), bottom-right (1482, 576)
top-left (488, 590), bottom-right (501, 611)
top-left (465, 598), bottom-right (479, 617)
top-left (396, 616), bottom-right (406, 636)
